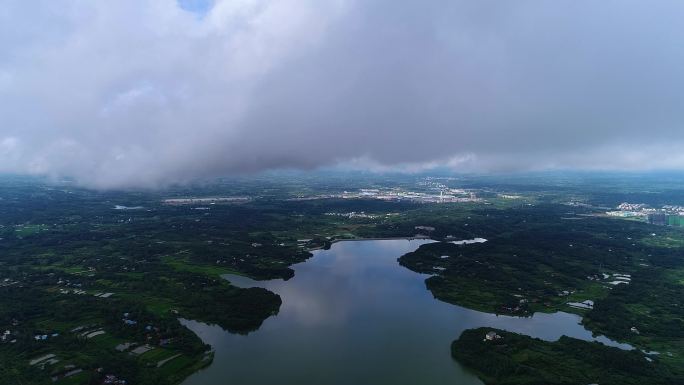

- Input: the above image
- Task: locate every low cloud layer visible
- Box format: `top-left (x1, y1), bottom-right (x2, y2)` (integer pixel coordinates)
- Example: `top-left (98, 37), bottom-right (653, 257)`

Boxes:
top-left (2, 0), bottom-right (684, 188)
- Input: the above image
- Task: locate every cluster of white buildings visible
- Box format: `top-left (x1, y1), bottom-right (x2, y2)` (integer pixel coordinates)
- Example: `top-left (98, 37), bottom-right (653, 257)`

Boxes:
top-left (339, 188), bottom-right (481, 204)
top-left (163, 196), bottom-right (250, 205)
top-left (663, 205), bottom-right (684, 213)
top-left (0, 278), bottom-right (18, 287)
top-left (324, 211), bottom-right (380, 219)
top-left (1, 330), bottom-right (15, 343)
top-left (586, 272), bottom-right (631, 286)
top-left (617, 202), bottom-right (649, 211)
top-left (606, 203), bottom-right (684, 228)
top-left (607, 202), bottom-right (684, 218)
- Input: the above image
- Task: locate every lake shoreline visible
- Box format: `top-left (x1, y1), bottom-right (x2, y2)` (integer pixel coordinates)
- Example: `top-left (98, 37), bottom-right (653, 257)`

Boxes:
top-left (181, 239), bottom-right (633, 385)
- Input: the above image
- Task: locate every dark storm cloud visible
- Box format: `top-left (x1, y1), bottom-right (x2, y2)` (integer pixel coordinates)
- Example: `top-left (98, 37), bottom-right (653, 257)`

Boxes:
top-left (1, 0), bottom-right (683, 188)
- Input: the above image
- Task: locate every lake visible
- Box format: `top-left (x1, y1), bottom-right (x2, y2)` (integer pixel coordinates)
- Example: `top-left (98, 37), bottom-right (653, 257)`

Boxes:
top-left (181, 239), bottom-right (630, 385)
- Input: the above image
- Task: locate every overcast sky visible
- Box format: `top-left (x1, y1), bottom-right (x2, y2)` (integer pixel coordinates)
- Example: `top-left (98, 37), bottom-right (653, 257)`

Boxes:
top-left (1, 0), bottom-right (684, 188)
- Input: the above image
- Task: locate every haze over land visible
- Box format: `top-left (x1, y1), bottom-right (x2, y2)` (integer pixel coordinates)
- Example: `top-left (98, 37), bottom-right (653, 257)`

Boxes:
top-left (2, 0), bottom-right (684, 188)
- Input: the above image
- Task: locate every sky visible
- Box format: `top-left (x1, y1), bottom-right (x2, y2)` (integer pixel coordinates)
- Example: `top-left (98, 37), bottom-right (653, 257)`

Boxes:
top-left (1, 0), bottom-right (684, 189)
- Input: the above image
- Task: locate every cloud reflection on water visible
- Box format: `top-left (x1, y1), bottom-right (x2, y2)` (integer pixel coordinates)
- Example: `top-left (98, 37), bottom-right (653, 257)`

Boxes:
top-left (183, 239), bottom-right (629, 385)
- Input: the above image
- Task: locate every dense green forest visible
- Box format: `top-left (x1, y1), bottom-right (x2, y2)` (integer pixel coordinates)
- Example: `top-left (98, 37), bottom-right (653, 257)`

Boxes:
top-left (398, 204), bottom-right (684, 375)
top-left (451, 328), bottom-right (681, 385)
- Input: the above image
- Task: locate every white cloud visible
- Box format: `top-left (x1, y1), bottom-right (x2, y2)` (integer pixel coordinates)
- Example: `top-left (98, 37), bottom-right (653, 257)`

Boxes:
top-left (1, 0), bottom-right (684, 188)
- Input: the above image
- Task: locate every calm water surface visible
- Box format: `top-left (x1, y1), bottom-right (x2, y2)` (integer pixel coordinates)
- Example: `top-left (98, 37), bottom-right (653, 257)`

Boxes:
top-left (182, 239), bottom-right (630, 385)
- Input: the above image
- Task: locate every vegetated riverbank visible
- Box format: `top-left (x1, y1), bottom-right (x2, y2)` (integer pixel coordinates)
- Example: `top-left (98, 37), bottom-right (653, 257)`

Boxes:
top-left (190, 238), bottom-right (634, 385)
top-left (451, 328), bottom-right (680, 385)
top-left (397, 205), bottom-right (684, 382)
top-left (180, 239), bottom-right (485, 385)
top-left (397, 212), bottom-right (647, 317)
